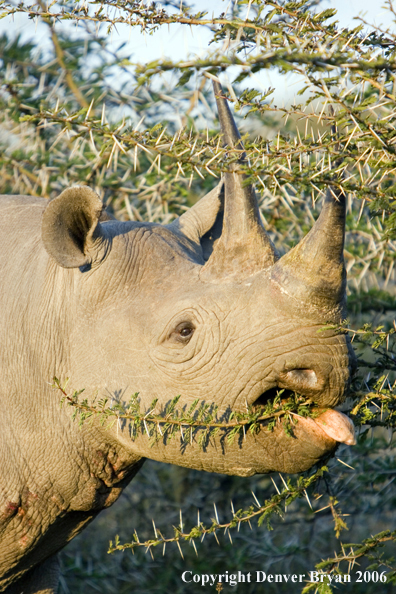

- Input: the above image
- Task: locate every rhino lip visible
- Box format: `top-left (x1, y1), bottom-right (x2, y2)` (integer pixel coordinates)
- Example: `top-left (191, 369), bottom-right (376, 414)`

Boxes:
top-left (308, 409), bottom-right (356, 446)
top-left (252, 389), bottom-right (356, 446)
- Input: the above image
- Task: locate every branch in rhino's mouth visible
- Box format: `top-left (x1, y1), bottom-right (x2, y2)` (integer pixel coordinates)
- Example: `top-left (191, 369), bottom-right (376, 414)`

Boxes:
top-left (248, 388), bottom-right (318, 438)
top-left (55, 378), bottom-right (355, 447)
top-left (253, 387), bottom-right (304, 410)
top-left (55, 376), bottom-right (317, 447)
top-left (252, 387), bottom-right (356, 446)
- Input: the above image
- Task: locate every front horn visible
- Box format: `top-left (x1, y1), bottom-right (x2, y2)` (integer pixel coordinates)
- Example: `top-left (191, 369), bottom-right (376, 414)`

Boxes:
top-left (201, 80), bottom-right (277, 280)
top-left (270, 187), bottom-right (347, 316)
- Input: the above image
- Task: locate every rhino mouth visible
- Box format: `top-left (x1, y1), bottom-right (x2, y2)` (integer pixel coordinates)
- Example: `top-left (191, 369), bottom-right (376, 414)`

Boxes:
top-left (252, 386), bottom-right (292, 408)
top-left (252, 388), bottom-right (356, 447)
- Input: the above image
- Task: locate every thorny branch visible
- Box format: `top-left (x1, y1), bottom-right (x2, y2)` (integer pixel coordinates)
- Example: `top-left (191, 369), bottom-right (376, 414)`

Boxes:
top-left (107, 466), bottom-right (328, 556)
top-left (54, 377), bottom-right (317, 447)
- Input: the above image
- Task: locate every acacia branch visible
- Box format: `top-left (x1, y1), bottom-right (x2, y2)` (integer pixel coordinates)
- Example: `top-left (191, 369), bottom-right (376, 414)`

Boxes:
top-left (107, 466), bottom-right (327, 555)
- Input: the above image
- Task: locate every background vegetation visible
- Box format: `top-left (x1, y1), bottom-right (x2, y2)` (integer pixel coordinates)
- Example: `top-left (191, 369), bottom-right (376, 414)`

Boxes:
top-left (0, 0), bottom-right (395, 592)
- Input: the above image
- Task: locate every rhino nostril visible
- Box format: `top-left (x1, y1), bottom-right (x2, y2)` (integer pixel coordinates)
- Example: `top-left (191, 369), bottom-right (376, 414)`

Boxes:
top-left (285, 368), bottom-right (318, 387)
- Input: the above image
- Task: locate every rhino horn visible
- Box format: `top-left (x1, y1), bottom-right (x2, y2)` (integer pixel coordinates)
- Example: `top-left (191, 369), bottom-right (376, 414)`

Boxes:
top-left (270, 187), bottom-right (346, 314)
top-left (201, 80), bottom-right (277, 279)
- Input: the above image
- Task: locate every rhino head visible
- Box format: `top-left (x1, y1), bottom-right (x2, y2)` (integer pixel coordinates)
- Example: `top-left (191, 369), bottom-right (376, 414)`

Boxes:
top-left (41, 81), bottom-right (356, 475)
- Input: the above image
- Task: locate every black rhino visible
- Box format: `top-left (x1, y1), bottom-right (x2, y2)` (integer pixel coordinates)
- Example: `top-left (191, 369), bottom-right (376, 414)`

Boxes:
top-left (0, 81), bottom-right (356, 593)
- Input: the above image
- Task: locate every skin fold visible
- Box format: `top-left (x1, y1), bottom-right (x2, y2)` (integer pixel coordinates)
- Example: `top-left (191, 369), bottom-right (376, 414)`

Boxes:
top-left (0, 82), bottom-right (356, 592)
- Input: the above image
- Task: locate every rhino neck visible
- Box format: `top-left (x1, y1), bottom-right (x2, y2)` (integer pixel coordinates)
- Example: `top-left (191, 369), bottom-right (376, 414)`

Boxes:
top-left (0, 202), bottom-right (146, 583)
top-left (0, 211), bottom-right (73, 395)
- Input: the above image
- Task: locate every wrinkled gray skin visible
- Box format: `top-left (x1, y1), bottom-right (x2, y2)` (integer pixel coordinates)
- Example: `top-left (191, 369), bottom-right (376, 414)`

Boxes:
top-left (0, 83), bottom-right (356, 592)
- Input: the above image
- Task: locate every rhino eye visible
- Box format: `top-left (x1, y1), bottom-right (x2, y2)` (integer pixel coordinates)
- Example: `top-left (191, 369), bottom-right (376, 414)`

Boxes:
top-left (171, 322), bottom-right (195, 343)
top-left (180, 327), bottom-right (193, 337)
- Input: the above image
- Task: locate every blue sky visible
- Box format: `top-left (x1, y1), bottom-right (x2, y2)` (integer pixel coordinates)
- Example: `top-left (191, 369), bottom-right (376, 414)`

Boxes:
top-left (1, 0), bottom-right (392, 105)
top-left (3, 1), bottom-right (389, 59)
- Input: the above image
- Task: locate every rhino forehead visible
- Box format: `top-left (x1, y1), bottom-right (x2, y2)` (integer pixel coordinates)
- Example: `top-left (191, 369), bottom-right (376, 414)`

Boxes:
top-left (79, 221), bottom-right (201, 307)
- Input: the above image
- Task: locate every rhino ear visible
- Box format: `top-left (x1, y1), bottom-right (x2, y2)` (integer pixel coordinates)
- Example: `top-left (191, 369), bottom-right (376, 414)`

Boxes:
top-left (42, 186), bottom-right (104, 269)
top-left (167, 181), bottom-right (224, 245)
